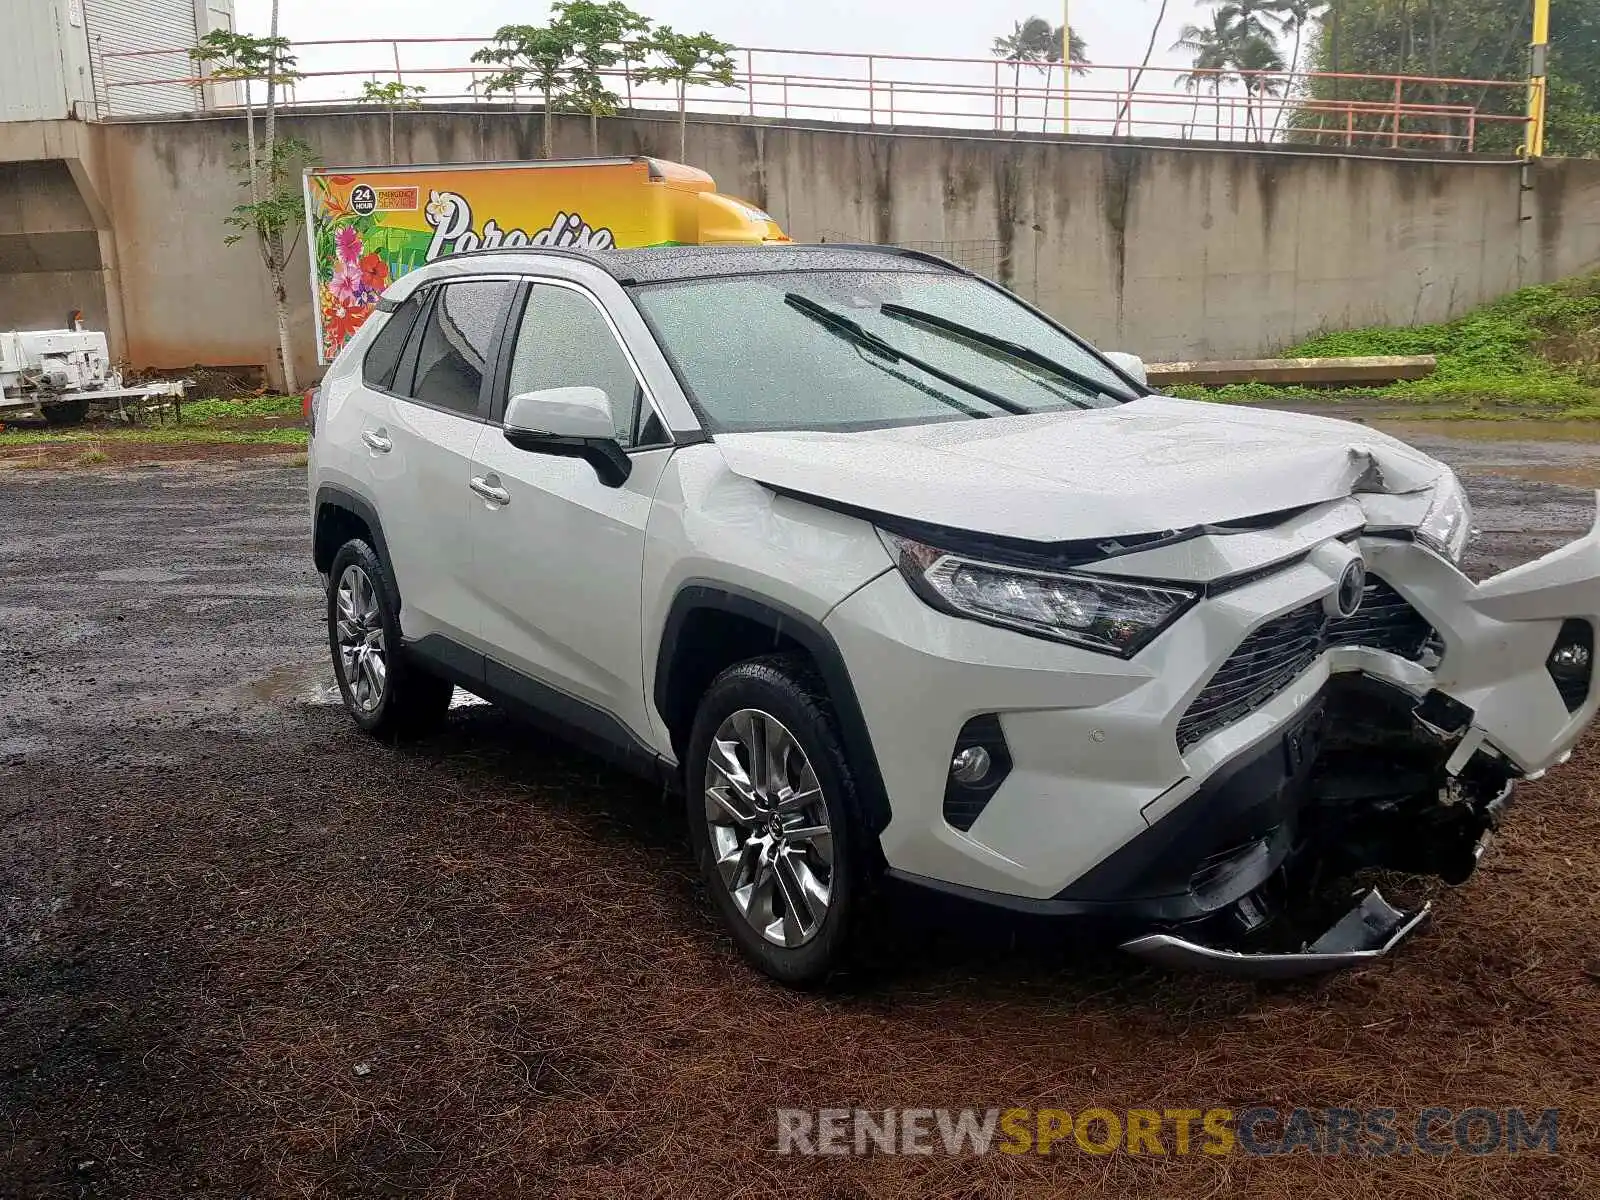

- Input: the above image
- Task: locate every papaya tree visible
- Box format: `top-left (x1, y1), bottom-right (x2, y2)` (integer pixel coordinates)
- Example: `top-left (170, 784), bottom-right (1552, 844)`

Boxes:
top-left (190, 10), bottom-right (306, 391)
top-left (359, 79), bottom-right (427, 160)
top-left (555, 0), bottom-right (652, 154)
top-left (634, 26), bottom-right (739, 161)
top-left (473, 19), bottom-right (582, 158)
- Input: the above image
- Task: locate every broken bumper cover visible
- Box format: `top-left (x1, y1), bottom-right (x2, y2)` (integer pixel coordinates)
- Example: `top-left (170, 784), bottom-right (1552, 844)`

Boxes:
top-left (1360, 492), bottom-right (1600, 778)
top-left (1120, 888), bottom-right (1432, 979)
top-left (840, 493), bottom-right (1600, 974)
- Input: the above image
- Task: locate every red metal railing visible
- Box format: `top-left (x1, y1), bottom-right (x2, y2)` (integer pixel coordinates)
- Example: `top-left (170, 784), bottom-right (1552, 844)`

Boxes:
top-left (96, 39), bottom-right (1529, 152)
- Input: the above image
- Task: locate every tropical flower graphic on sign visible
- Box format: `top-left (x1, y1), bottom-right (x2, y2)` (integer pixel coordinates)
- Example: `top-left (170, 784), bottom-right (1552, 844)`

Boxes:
top-left (308, 174), bottom-right (409, 360)
top-left (321, 297), bottom-right (367, 348)
top-left (335, 226), bottom-right (363, 266)
top-left (359, 253), bottom-right (388, 294)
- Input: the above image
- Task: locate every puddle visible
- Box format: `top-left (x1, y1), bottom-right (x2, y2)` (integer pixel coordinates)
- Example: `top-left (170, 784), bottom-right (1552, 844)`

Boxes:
top-left (244, 663), bottom-right (489, 710)
top-left (0, 734), bottom-right (49, 758)
top-left (95, 567), bottom-right (186, 584)
top-left (247, 664), bottom-right (343, 706)
top-left (1471, 464), bottom-right (1600, 488)
top-left (1372, 419), bottom-right (1600, 444)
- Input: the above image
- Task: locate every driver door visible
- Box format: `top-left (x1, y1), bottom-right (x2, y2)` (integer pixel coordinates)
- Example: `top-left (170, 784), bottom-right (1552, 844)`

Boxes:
top-left (466, 280), bottom-right (674, 742)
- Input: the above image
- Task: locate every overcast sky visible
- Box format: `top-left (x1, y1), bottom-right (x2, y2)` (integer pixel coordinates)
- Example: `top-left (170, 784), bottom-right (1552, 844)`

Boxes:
top-left (234, 1), bottom-right (1220, 80)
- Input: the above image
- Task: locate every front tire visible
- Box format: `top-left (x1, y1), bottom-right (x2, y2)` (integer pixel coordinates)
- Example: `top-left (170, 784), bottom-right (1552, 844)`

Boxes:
top-left (327, 539), bottom-right (452, 738)
top-left (686, 655), bottom-right (868, 987)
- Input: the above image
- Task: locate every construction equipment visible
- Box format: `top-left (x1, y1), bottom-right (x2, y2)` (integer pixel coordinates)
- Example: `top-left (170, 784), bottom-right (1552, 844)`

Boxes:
top-left (0, 318), bottom-right (184, 426)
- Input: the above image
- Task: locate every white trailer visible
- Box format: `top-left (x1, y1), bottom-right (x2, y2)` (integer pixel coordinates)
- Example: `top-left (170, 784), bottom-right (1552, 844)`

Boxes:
top-left (0, 328), bottom-right (184, 425)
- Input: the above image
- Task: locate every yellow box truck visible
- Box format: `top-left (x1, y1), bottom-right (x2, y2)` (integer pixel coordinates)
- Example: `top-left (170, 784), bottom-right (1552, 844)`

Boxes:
top-left (304, 156), bottom-right (788, 363)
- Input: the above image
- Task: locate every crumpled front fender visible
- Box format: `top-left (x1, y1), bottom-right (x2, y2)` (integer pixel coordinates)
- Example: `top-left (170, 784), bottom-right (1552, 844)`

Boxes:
top-left (1361, 491), bottom-right (1600, 775)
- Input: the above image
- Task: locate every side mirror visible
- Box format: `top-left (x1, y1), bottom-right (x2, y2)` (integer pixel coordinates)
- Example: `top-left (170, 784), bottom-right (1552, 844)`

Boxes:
top-left (1104, 352), bottom-right (1149, 387)
top-left (503, 386), bottom-right (631, 487)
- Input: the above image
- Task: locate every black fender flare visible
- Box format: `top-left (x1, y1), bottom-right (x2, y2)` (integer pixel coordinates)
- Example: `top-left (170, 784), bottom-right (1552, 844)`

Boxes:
top-left (654, 583), bottom-right (893, 835)
top-left (314, 485), bottom-right (400, 609)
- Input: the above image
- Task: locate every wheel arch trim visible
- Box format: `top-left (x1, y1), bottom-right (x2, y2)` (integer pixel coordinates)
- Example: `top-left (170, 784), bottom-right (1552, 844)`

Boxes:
top-left (655, 582), bottom-right (893, 834)
top-left (314, 484), bottom-right (400, 610)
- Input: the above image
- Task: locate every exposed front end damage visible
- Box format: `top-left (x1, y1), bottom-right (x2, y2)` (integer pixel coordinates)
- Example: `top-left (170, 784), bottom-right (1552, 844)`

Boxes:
top-left (1119, 496), bottom-right (1600, 976)
top-left (809, 410), bottom-right (1600, 979)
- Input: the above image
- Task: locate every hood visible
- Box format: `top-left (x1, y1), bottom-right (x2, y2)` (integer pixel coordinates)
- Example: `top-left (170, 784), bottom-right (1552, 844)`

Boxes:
top-left (713, 396), bottom-right (1443, 542)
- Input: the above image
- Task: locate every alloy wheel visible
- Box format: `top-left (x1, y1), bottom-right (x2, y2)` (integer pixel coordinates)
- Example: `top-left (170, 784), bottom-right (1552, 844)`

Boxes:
top-left (335, 564), bottom-right (387, 713)
top-left (704, 708), bottom-right (835, 948)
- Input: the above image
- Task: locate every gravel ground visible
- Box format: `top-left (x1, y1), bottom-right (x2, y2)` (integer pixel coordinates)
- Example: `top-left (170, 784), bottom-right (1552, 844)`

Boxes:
top-left (2, 439), bottom-right (1600, 1198)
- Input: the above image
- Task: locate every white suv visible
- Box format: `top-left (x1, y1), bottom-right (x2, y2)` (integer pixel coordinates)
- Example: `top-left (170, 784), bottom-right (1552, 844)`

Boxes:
top-left (309, 244), bottom-right (1600, 985)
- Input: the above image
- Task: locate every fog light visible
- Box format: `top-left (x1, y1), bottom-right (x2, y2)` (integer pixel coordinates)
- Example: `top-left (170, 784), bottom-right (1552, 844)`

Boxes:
top-left (1547, 619), bottom-right (1594, 713)
top-left (1551, 643), bottom-right (1590, 671)
top-left (950, 745), bottom-right (992, 785)
top-left (943, 716), bottom-right (1012, 831)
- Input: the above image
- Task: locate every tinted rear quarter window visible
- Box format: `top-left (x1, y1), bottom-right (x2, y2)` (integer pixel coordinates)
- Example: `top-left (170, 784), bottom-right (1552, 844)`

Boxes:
top-left (404, 281), bottom-right (516, 417)
top-left (361, 296), bottom-right (425, 391)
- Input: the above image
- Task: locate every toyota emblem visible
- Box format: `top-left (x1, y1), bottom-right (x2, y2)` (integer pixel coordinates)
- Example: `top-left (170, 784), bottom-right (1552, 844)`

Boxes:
top-left (1328, 559), bottom-right (1367, 619)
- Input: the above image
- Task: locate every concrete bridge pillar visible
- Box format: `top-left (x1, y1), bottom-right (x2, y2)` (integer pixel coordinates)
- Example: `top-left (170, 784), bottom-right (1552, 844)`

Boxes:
top-left (0, 119), bottom-right (126, 352)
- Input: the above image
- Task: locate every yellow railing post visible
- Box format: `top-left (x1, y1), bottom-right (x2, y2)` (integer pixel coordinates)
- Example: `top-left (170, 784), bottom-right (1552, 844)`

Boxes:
top-left (1527, 0), bottom-right (1551, 157)
top-left (1062, 0), bottom-right (1070, 134)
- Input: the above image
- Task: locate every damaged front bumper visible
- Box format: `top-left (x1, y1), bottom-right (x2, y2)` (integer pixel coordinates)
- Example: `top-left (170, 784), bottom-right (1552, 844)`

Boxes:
top-left (1121, 887), bottom-right (1434, 979)
top-left (839, 492), bottom-right (1600, 978)
top-left (1110, 497), bottom-right (1600, 977)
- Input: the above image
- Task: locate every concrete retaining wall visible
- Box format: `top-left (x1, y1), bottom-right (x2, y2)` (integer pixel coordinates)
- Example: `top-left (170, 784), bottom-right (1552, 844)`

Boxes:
top-left (13, 108), bottom-right (1600, 384)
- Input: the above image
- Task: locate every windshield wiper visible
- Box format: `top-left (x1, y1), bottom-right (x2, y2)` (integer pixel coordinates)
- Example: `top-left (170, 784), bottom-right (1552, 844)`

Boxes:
top-left (783, 293), bottom-right (1028, 416)
top-left (879, 302), bottom-right (1138, 403)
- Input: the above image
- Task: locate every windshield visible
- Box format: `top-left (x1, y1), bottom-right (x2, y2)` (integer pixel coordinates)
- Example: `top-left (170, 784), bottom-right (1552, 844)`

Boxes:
top-left (629, 269), bottom-right (1139, 434)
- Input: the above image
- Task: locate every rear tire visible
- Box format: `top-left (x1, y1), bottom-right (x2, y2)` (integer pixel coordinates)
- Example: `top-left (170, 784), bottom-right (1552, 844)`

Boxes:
top-left (327, 539), bottom-right (452, 738)
top-left (686, 654), bottom-right (869, 987)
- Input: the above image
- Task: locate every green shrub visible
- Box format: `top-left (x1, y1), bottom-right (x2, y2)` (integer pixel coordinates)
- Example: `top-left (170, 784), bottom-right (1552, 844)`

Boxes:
top-left (1251, 273), bottom-right (1600, 412)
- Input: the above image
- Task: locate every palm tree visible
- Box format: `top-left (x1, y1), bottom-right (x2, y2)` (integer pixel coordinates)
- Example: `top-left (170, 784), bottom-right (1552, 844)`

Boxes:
top-left (1202, 0), bottom-right (1289, 42)
top-left (993, 17), bottom-right (1090, 132)
top-left (1039, 25), bottom-right (1091, 131)
top-left (1174, 12), bottom-right (1242, 139)
top-left (1235, 31), bottom-right (1287, 138)
top-left (1270, 0), bottom-right (1328, 78)
top-left (1267, 0), bottom-right (1329, 135)
top-left (1177, 5), bottom-right (1289, 142)
top-left (1114, 0), bottom-right (1173, 136)
top-left (993, 17), bottom-right (1052, 131)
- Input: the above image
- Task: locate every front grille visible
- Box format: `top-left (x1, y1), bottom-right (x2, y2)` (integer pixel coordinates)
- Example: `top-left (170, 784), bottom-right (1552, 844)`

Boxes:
top-left (1177, 605), bottom-right (1325, 750)
top-left (1325, 578), bottom-right (1435, 659)
top-left (1177, 576), bottom-right (1434, 750)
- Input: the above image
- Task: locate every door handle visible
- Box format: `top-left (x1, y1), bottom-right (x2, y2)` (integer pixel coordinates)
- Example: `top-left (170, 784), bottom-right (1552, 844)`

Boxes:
top-left (470, 475), bottom-right (510, 506)
top-left (362, 429), bottom-right (392, 453)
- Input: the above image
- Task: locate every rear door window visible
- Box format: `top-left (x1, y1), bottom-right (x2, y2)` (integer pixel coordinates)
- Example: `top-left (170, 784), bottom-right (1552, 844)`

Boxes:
top-left (401, 280), bottom-right (516, 419)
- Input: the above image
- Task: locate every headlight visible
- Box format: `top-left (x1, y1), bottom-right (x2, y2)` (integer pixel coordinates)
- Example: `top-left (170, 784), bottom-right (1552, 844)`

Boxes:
top-left (880, 532), bottom-right (1198, 657)
top-left (1415, 469), bottom-right (1474, 562)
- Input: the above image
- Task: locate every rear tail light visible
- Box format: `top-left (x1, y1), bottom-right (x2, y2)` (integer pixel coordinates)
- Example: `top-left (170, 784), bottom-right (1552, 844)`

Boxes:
top-left (304, 386), bottom-right (320, 437)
